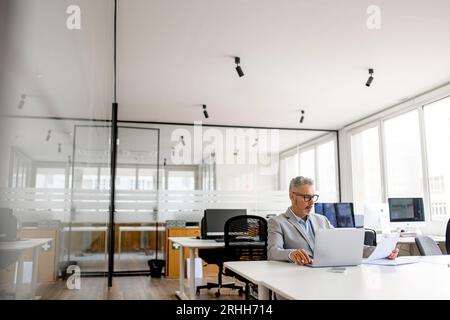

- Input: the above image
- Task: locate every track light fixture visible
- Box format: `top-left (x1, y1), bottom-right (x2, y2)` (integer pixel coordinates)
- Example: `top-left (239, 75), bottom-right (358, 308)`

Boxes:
top-left (58, 143), bottom-right (62, 153)
top-left (203, 105), bottom-right (209, 119)
top-left (366, 69), bottom-right (374, 87)
top-left (18, 94), bottom-right (26, 109)
top-left (235, 57), bottom-right (244, 77)
top-left (299, 110), bottom-right (305, 124)
top-left (45, 130), bottom-right (52, 141)
top-left (163, 158), bottom-right (167, 166)
top-left (180, 136), bottom-right (185, 146)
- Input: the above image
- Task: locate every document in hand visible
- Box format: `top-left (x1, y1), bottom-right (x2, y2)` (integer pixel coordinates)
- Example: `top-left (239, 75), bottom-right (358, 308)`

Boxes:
top-left (364, 234), bottom-right (399, 262)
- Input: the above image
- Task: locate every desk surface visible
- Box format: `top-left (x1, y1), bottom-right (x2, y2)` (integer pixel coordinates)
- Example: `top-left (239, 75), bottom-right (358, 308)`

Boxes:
top-left (169, 237), bottom-right (224, 249)
top-left (225, 256), bottom-right (450, 300)
top-left (63, 226), bottom-right (107, 232)
top-left (0, 238), bottom-right (53, 251)
top-left (396, 235), bottom-right (446, 244)
top-left (120, 226), bottom-right (166, 232)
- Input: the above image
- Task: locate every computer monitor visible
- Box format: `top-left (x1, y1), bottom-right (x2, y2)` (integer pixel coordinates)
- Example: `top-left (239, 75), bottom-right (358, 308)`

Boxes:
top-left (388, 198), bottom-right (425, 224)
top-left (322, 203), bottom-right (338, 227)
top-left (314, 203), bottom-right (323, 215)
top-left (203, 209), bottom-right (247, 238)
top-left (335, 203), bottom-right (355, 228)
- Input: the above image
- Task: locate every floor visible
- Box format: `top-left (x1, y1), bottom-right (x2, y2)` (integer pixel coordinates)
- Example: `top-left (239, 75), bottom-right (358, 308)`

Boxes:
top-left (37, 275), bottom-right (246, 300)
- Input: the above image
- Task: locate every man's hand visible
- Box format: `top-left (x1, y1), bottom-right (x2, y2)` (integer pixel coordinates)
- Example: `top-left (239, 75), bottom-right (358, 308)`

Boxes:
top-left (289, 249), bottom-right (313, 265)
top-left (387, 248), bottom-right (399, 260)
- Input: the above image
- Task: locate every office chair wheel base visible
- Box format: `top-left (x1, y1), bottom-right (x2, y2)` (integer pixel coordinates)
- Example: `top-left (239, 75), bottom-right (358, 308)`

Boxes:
top-left (215, 291), bottom-right (221, 298)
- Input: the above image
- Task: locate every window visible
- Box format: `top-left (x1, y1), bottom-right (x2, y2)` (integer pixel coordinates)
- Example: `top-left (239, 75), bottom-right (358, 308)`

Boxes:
top-left (350, 126), bottom-right (383, 214)
top-left (116, 168), bottom-right (136, 190)
top-left (424, 96), bottom-right (450, 220)
top-left (137, 168), bottom-right (157, 190)
top-left (384, 110), bottom-right (424, 198)
top-left (167, 170), bottom-right (195, 190)
top-left (75, 167), bottom-right (98, 190)
top-left (316, 140), bottom-right (337, 202)
top-left (279, 153), bottom-right (298, 190)
top-left (35, 168), bottom-right (66, 189)
top-left (299, 149), bottom-right (315, 182)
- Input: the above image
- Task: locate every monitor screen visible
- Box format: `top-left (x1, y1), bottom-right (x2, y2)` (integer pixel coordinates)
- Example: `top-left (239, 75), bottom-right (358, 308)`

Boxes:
top-left (322, 203), bottom-right (338, 227)
top-left (388, 198), bottom-right (424, 222)
top-left (314, 203), bottom-right (323, 215)
top-left (335, 203), bottom-right (355, 228)
top-left (204, 209), bottom-right (247, 237)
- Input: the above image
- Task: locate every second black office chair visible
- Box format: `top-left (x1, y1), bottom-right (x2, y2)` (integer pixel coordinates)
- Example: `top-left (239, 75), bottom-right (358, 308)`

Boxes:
top-left (364, 228), bottom-right (377, 246)
top-left (223, 215), bottom-right (268, 299)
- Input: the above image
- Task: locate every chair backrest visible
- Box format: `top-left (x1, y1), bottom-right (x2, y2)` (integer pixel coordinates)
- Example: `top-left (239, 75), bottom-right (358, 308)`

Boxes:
top-left (446, 219), bottom-right (450, 254)
top-left (415, 236), bottom-right (443, 256)
top-left (224, 215), bottom-right (268, 261)
top-left (364, 228), bottom-right (377, 246)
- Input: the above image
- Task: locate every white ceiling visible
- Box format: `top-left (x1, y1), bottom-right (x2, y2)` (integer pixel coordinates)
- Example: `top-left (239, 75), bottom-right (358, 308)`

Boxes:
top-left (2, 0), bottom-right (450, 130)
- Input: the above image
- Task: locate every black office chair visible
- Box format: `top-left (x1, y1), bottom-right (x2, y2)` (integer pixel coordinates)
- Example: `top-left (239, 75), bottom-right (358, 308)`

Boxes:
top-left (446, 219), bottom-right (450, 254)
top-left (223, 215), bottom-right (268, 299)
top-left (415, 235), bottom-right (443, 256)
top-left (196, 218), bottom-right (244, 297)
top-left (364, 228), bottom-right (377, 246)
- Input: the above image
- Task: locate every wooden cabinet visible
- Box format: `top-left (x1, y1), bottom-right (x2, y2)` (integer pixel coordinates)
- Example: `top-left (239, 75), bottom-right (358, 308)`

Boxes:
top-left (18, 228), bottom-right (59, 283)
top-left (165, 227), bottom-right (200, 278)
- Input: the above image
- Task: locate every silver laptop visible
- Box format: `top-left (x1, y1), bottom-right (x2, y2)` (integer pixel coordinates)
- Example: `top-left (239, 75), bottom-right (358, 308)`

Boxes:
top-left (307, 228), bottom-right (364, 267)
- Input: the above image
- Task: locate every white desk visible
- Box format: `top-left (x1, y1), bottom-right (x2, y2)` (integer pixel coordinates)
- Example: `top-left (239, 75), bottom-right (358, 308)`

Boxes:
top-left (392, 235), bottom-right (445, 244)
top-left (118, 226), bottom-right (166, 260)
top-left (169, 237), bottom-right (224, 300)
top-left (0, 238), bottom-right (53, 299)
top-left (225, 256), bottom-right (450, 300)
top-left (63, 226), bottom-right (108, 256)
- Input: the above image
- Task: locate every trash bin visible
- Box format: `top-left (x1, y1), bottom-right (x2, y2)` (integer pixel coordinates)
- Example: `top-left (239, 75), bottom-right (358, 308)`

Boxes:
top-left (148, 259), bottom-right (165, 278)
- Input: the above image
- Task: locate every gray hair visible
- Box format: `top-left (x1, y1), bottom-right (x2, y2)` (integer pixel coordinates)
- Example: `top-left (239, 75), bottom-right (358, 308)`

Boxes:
top-left (289, 176), bottom-right (314, 192)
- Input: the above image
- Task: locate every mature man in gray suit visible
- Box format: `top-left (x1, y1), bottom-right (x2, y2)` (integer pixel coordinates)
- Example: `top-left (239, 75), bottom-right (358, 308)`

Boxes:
top-left (268, 176), bottom-right (398, 265)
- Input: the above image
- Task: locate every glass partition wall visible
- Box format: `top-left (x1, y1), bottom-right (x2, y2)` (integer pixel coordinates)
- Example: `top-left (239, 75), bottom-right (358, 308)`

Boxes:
top-left (0, 1), bottom-right (340, 297)
top-left (0, 0), bottom-right (114, 298)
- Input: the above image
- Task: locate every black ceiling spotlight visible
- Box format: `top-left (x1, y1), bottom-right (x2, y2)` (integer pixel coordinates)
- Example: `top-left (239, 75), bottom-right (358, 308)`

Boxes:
top-left (299, 110), bottom-right (305, 124)
top-left (366, 69), bottom-right (374, 87)
top-left (203, 105), bottom-right (209, 119)
top-left (235, 57), bottom-right (244, 77)
top-left (163, 158), bottom-right (167, 166)
top-left (45, 130), bottom-right (52, 141)
top-left (180, 136), bottom-right (186, 146)
top-left (18, 94), bottom-right (27, 109)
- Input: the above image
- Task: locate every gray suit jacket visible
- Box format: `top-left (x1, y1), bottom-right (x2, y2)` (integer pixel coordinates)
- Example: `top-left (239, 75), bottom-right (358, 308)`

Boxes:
top-left (267, 208), bottom-right (373, 261)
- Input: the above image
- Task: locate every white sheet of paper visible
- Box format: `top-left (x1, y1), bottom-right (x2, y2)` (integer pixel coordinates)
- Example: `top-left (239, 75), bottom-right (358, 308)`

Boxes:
top-left (366, 234), bottom-right (399, 261)
top-left (363, 256), bottom-right (420, 266)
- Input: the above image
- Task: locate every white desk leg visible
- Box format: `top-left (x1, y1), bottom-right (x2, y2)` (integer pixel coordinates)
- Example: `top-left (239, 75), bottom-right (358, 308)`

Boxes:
top-left (30, 246), bottom-right (40, 299)
top-left (188, 248), bottom-right (196, 300)
top-left (175, 245), bottom-right (188, 300)
top-left (118, 230), bottom-right (122, 262)
top-left (15, 252), bottom-right (25, 299)
top-left (258, 284), bottom-right (270, 300)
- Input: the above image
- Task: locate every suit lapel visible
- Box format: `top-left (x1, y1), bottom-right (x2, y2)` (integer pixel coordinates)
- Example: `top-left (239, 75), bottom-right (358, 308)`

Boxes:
top-left (284, 208), bottom-right (314, 250)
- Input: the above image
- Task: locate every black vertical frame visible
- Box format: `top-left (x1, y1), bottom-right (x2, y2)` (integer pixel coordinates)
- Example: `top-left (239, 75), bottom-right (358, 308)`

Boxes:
top-left (108, 0), bottom-right (119, 287)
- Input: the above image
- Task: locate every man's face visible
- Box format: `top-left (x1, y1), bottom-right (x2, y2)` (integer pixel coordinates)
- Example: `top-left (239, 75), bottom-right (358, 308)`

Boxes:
top-left (289, 184), bottom-right (316, 217)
